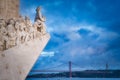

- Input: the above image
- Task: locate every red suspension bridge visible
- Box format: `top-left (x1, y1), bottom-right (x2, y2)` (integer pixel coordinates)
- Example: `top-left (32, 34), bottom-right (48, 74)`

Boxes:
top-left (31, 61), bottom-right (74, 78)
top-left (29, 61), bottom-right (115, 78)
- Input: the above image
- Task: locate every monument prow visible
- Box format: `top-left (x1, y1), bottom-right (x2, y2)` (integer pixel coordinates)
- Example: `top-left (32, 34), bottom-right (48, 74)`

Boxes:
top-left (0, 0), bottom-right (50, 80)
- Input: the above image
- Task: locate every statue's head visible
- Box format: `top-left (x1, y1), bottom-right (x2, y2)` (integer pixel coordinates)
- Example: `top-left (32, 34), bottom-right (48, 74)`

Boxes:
top-left (8, 19), bottom-right (15, 25)
top-left (36, 6), bottom-right (41, 12)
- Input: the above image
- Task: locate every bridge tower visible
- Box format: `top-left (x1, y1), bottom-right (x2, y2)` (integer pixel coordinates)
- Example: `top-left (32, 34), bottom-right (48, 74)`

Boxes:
top-left (106, 63), bottom-right (109, 70)
top-left (69, 61), bottom-right (72, 78)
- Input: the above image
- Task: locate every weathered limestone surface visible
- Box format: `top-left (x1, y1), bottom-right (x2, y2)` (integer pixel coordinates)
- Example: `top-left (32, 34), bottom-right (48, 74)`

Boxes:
top-left (0, 0), bottom-right (19, 19)
top-left (0, 33), bottom-right (50, 80)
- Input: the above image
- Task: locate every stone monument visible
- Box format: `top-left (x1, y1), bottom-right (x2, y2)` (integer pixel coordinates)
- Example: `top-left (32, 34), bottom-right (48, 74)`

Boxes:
top-left (0, 0), bottom-right (50, 80)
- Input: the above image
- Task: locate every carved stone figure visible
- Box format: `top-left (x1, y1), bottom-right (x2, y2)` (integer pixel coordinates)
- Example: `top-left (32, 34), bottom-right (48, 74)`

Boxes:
top-left (6, 19), bottom-right (16, 49)
top-left (15, 21), bottom-right (21, 45)
top-left (35, 6), bottom-right (46, 22)
top-left (0, 41), bottom-right (3, 51)
top-left (34, 7), bottom-right (47, 35)
top-left (0, 19), bottom-right (7, 50)
top-left (25, 16), bottom-right (33, 41)
top-left (0, 6), bottom-right (47, 51)
top-left (19, 22), bottom-right (26, 43)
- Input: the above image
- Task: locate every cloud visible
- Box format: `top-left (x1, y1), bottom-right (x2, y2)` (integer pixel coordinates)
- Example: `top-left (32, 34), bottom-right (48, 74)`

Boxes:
top-left (45, 20), bottom-right (119, 67)
top-left (41, 51), bottom-right (55, 57)
top-left (35, 21), bottom-right (120, 70)
top-left (43, 23), bottom-right (119, 69)
top-left (66, 32), bottom-right (81, 41)
top-left (44, 0), bottom-right (63, 7)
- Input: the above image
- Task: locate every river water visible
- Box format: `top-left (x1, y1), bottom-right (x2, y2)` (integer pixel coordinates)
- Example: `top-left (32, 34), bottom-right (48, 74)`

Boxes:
top-left (26, 78), bottom-right (120, 80)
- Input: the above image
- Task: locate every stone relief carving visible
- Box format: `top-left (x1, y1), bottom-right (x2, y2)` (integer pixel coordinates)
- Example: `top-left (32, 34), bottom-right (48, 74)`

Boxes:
top-left (0, 19), bottom-right (7, 51)
top-left (0, 7), bottom-right (47, 51)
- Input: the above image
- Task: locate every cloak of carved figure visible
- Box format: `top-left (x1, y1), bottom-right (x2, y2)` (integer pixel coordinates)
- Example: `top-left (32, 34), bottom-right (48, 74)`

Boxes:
top-left (0, 41), bottom-right (3, 51)
top-left (0, 19), bottom-right (7, 51)
top-left (15, 21), bottom-right (21, 45)
top-left (25, 16), bottom-right (34, 41)
top-left (6, 19), bottom-right (16, 49)
top-left (19, 21), bottom-right (27, 43)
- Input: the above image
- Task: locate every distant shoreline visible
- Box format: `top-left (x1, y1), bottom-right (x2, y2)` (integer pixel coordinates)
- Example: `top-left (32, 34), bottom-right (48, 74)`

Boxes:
top-left (27, 69), bottom-right (120, 78)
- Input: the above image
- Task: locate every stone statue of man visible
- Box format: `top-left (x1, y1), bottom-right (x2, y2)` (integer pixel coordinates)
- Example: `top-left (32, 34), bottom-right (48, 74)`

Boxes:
top-left (34, 6), bottom-right (46, 22)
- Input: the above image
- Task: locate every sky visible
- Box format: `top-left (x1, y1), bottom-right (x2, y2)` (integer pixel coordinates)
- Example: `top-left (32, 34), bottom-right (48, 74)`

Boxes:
top-left (20, 0), bottom-right (120, 72)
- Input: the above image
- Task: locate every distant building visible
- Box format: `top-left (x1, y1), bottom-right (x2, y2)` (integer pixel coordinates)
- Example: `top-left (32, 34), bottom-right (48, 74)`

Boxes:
top-left (0, 0), bottom-right (19, 19)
